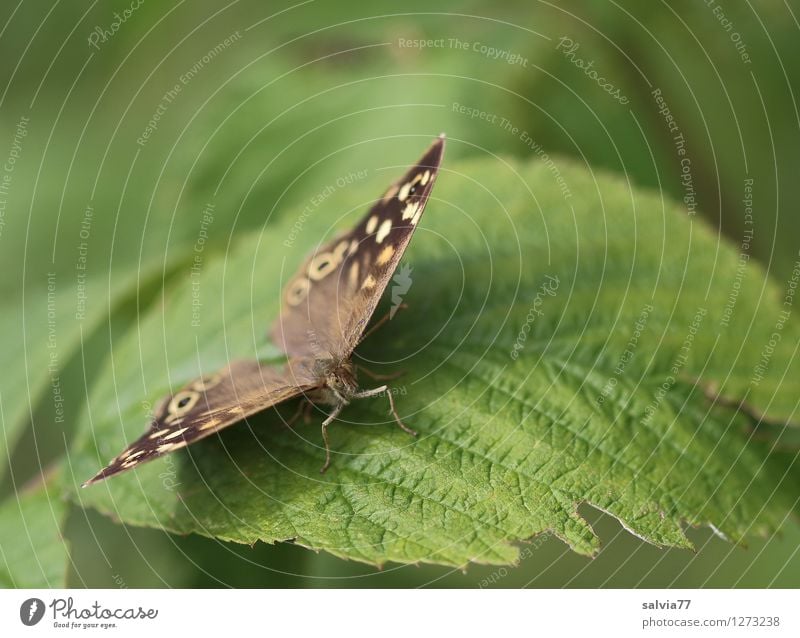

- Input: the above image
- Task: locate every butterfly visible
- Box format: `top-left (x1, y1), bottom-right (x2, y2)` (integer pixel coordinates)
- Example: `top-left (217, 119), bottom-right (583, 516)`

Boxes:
top-left (83, 135), bottom-right (445, 486)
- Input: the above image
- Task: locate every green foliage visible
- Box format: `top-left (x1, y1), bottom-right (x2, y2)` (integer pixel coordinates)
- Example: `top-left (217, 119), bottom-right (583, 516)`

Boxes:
top-left (68, 155), bottom-right (797, 567)
top-left (1, 0), bottom-right (799, 587)
top-left (0, 472), bottom-right (68, 587)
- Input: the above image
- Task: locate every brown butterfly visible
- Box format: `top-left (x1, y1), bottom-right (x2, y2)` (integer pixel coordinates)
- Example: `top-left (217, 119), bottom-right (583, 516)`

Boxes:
top-left (84, 135), bottom-right (445, 486)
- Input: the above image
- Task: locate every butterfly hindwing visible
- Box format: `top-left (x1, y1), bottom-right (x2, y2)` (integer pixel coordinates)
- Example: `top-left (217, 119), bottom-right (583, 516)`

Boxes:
top-left (83, 358), bottom-right (319, 485)
top-left (271, 135), bottom-right (445, 359)
top-left (85, 137), bottom-right (444, 486)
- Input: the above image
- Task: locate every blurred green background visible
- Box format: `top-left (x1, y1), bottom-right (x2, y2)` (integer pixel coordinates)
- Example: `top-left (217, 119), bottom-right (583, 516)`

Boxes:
top-left (1, 0), bottom-right (799, 587)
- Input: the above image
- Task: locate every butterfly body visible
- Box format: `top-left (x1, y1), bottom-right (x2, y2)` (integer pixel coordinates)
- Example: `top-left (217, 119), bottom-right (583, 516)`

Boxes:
top-left (295, 356), bottom-right (415, 473)
top-left (290, 356), bottom-right (360, 413)
top-left (85, 135), bottom-right (444, 486)
top-left (309, 358), bottom-right (359, 407)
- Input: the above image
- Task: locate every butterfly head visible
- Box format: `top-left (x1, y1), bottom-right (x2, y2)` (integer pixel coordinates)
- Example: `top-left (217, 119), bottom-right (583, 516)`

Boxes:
top-left (307, 356), bottom-right (359, 405)
top-left (329, 358), bottom-right (359, 396)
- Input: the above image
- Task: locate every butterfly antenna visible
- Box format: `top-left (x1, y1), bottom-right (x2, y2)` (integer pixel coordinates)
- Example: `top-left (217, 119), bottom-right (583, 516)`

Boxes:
top-left (358, 304), bottom-right (408, 346)
top-left (355, 364), bottom-right (405, 382)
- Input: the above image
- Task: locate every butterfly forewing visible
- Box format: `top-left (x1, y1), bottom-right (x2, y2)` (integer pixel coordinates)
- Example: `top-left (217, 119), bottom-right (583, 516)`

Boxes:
top-left (83, 358), bottom-right (319, 485)
top-left (85, 136), bottom-right (444, 486)
top-left (271, 135), bottom-right (445, 359)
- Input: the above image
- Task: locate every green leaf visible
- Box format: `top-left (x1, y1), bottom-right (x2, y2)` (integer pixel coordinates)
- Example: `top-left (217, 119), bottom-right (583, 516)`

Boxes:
top-left (0, 257), bottom-right (189, 485)
top-left (0, 279), bottom-right (94, 479)
top-left (69, 154), bottom-right (798, 567)
top-left (0, 471), bottom-right (69, 587)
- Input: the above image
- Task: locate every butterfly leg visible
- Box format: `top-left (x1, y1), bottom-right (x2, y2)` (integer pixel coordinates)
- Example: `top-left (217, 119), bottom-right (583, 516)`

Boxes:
top-left (285, 399), bottom-right (313, 428)
top-left (385, 388), bottom-right (417, 437)
top-left (320, 402), bottom-right (345, 474)
top-left (353, 386), bottom-right (417, 437)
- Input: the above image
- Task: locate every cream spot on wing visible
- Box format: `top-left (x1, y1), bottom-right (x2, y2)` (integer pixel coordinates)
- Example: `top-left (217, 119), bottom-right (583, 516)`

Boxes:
top-left (382, 183), bottom-right (399, 203)
top-left (366, 215), bottom-right (378, 234)
top-left (398, 182), bottom-right (412, 202)
top-left (119, 448), bottom-right (144, 460)
top-left (334, 240), bottom-right (349, 258)
top-left (157, 442), bottom-right (184, 454)
top-left (149, 428), bottom-right (170, 439)
top-left (190, 374), bottom-right (223, 392)
top-left (308, 252), bottom-right (338, 281)
top-left (120, 459), bottom-right (139, 469)
top-left (348, 239), bottom-right (358, 255)
top-left (420, 170), bottom-right (431, 186)
top-left (399, 172), bottom-right (424, 202)
top-left (361, 274), bottom-right (376, 290)
top-left (411, 205), bottom-right (424, 226)
top-left (348, 261), bottom-right (360, 287)
top-left (401, 201), bottom-right (419, 221)
top-left (200, 419), bottom-right (220, 431)
top-left (375, 219), bottom-right (392, 243)
top-left (163, 427), bottom-right (189, 440)
top-left (287, 277), bottom-right (310, 305)
top-left (377, 244), bottom-right (395, 266)
top-left (168, 390), bottom-right (200, 418)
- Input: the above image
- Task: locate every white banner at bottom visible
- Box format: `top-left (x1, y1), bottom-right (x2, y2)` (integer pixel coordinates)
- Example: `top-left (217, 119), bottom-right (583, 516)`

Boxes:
top-left (0, 589), bottom-right (796, 637)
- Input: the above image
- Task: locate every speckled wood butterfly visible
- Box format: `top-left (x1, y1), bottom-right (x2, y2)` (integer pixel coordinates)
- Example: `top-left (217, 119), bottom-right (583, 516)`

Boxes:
top-left (84, 135), bottom-right (445, 486)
